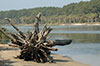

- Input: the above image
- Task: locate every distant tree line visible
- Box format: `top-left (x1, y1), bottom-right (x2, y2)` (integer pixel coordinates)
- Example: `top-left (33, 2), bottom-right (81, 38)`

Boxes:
top-left (0, 0), bottom-right (100, 25)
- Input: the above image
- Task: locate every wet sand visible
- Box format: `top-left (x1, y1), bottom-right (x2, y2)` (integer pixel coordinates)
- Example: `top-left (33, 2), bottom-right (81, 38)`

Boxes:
top-left (0, 44), bottom-right (90, 66)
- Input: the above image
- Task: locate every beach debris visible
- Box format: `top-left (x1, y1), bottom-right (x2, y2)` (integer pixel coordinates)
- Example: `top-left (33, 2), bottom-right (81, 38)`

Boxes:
top-left (0, 13), bottom-right (72, 63)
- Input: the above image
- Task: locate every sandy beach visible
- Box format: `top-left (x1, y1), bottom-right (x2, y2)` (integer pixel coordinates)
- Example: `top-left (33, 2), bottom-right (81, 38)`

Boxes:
top-left (0, 44), bottom-right (90, 66)
top-left (60, 23), bottom-right (100, 26)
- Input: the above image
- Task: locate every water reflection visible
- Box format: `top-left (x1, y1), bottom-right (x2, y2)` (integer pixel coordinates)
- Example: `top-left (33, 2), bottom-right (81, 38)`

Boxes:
top-left (52, 25), bottom-right (100, 31)
top-left (54, 43), bottom-right (100, 66)
top-left (1, 25), bottom-right (100, 43)
top-left (50, 33), bottom-right (100, 43)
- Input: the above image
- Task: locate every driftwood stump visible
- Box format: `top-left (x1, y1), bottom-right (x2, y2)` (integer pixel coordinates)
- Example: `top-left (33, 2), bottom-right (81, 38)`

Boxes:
top-left (0, 13), bottom-right (72, 63)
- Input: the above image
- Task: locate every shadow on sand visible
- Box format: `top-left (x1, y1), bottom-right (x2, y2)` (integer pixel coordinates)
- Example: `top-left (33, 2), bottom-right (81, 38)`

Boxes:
top-left (0, 59), bottom-right (15, 66)
top-left (54, 59), bottom-right (72, 63)
top-left (53, 56), bottom-right (73, 63)
top-left (0, 47), bottom-right (18, 51)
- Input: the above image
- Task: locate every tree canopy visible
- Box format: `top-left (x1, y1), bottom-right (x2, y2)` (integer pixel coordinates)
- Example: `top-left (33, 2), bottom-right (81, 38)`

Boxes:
top-left (0, 0), bottom-right (100, 24)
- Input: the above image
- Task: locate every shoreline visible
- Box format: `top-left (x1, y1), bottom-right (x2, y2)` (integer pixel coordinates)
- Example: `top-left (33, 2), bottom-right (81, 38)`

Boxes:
top-left (60, 23), bottom-right (100, 26)
top-left (0, 44), bottom-right (90, 66)
top-left (1, 22), bottom-right (100, 26)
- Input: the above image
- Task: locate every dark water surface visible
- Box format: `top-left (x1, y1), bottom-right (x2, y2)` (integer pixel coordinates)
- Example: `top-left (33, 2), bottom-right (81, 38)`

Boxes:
top-left (2, 25), bottom-right (100, 66)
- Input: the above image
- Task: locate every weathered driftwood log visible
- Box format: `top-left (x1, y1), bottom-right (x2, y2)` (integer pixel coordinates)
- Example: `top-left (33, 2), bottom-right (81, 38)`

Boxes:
top-left (0, 13), bottom-right (72, 63)
top-left (44, 39), bottom-right (72, 47)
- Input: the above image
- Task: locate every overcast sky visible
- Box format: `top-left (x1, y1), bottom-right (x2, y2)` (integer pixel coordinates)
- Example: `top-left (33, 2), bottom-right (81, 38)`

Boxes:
top-left (0, 0), bottom-right (90, 11)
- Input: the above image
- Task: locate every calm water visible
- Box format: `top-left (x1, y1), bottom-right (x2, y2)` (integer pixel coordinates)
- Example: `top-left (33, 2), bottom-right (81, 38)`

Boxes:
top-left (2, 25), bottom-right (100, 66)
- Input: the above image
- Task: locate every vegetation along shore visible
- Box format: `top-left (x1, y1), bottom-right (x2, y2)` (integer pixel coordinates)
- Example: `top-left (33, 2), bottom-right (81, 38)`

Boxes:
top-left (0, 0), bottom-right (100, 25)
